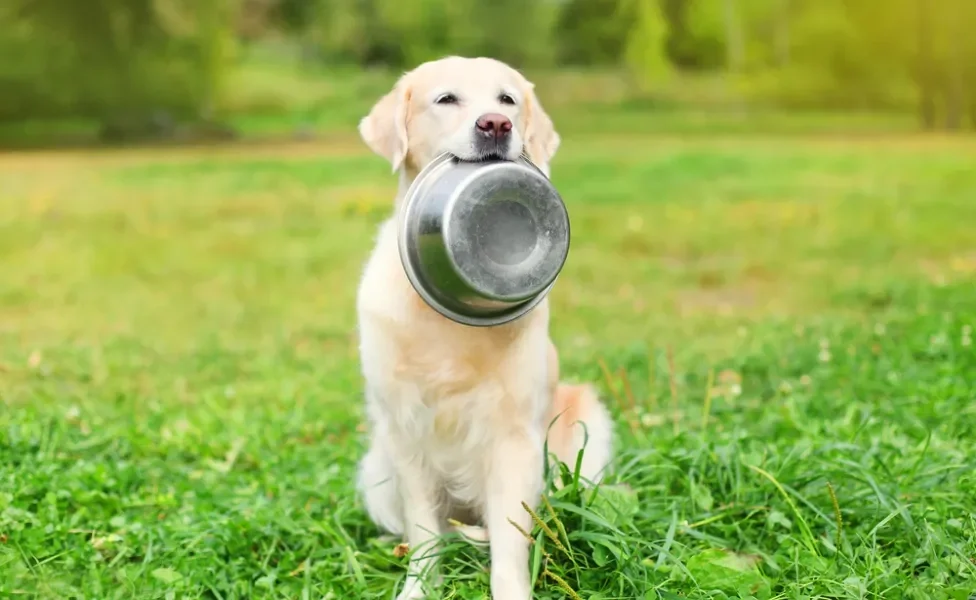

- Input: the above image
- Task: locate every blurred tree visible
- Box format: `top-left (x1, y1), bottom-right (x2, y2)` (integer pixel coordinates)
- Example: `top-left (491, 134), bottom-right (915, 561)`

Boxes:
top-left (467, 0), bottom-right (558, 67)
top-left (661, 0), bottom-right (723, 69)
top-left (844, 0), bottom-right (976, 128)
top-left (680, 0), bottom-right (729, 70)
top-left (0, 0), bottom-right (235, 138)
top-left (773, 0), bottom-right (790, 67)
top-left (306, 0), bottom-right (554, 69)
top-left (723, 0), bottom-right (744, 71)
top-left (273, 0), bottom-right (318, 31)
top-left (555, 0), bottom-right (631, 65)
top-left (4, 0), bottom-right (973, 136)
top-left (620, 0), bottom-right (673, 89)
top-left (312, 0), bottom-right (401, 65)
top-left (237, 0), bottom-right (279, 40)
top-left (938, 0), bottom-right (975, 130)
top-left (774, 0), bottom-right (895, 109)
top-left (738, 0), bottom-right (790, 70)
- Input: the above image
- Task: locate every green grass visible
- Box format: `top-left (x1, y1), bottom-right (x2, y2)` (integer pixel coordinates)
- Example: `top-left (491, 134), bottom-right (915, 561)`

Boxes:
top-left (1, 112), bottom-right (975, 599)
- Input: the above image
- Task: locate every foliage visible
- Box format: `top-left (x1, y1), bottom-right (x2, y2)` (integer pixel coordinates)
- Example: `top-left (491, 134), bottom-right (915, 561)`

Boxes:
top-left (554, 0), bottom-right (632, 66)
top-left (2, 0), bottom-right (976, 130)
top-left (621, 0), bottom-right (674, 90)
top-left (0, 0), bottom-right (236, 128)
top-left (295, 0), bottom-right (556, 69)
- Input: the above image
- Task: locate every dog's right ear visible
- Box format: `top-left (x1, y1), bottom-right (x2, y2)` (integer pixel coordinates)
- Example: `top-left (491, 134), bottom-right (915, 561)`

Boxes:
top-left (520, 80), bottom-right (560, 178)
top-left (358, 79), bottom-right (411, 173)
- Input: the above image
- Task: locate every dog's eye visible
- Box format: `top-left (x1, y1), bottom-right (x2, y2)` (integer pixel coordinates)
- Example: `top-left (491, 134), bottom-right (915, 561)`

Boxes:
top-left (435, 93), bottom-right (459, 105)
top-left (499, 93), bottom-right (516, 106)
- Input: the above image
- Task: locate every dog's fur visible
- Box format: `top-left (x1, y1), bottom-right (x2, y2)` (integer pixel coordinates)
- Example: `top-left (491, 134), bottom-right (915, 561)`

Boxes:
top-left (354, 56), bottom-right (614, 600)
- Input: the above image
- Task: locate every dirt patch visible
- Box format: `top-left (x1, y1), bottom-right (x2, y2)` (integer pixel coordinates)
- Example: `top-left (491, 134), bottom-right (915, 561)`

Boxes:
top-left (675, 286), bottom-right (758, 316)
top-left (0, 135), bottom-right (370, 171)
top-left (919, 252), bottom-right (976, 285)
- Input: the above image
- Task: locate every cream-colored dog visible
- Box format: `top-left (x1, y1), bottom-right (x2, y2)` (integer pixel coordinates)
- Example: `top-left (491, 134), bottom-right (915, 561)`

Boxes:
top-left (354, 56), bottom-right (614, 600)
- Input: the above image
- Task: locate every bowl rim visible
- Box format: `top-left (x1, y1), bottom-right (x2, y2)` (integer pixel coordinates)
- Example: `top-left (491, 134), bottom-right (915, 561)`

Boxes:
top-left (442, 160), bottom-right (567, 302)
top-left (396, 152), bottom-right (567, 328)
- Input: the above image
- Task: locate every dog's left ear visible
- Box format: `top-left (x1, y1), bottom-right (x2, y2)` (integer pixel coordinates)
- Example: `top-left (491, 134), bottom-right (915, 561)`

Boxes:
top-left (359, 78), bottom-right (412, 172)
top-left (522, 82), bottom-right (560, 176)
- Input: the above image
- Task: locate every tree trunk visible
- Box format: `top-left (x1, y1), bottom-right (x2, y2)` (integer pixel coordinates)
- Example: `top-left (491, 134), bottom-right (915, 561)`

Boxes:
top-left (920, 89), bottom-right (936, 130)
top-left (944, 0), bottom-right (966, 130)
top-left (945, 87), bottom-right (962, 130)
top-left (969, 72), bottom-right (976, 129)
top-left (916, 0), bottom-right (936, 130)
top-left (775, 0), bottom-right (790, 67)
top-left (724, 0), bottom-right (744, 72)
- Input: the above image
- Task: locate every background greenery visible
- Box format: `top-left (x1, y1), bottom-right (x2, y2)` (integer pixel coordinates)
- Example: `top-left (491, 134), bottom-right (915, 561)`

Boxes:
top-left (2, 0), bottom-right (976, 146)
top-left (1, 1), bottom-right (975, 599)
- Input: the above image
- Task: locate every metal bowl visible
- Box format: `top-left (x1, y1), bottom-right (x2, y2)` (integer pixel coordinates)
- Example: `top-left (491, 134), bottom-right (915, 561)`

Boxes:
top-left (397, 152), bottom-right (570, 327)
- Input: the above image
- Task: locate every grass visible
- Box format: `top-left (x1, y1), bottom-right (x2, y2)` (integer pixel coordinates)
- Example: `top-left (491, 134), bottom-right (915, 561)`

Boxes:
top-left (1, 102), bottom-right (976, 599)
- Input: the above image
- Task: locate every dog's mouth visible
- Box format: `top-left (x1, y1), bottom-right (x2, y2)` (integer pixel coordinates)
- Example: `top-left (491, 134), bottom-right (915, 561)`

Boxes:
top-left (451, 150), bottom-right (510, 163)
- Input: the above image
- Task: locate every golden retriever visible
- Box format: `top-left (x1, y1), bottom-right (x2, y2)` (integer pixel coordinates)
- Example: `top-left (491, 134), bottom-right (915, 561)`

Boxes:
top-left (354, 56), bottom-right (614, 600)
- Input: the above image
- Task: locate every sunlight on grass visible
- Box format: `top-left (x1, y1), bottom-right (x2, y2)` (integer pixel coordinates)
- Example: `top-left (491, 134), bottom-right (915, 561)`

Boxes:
top-left (1, 124), bottom-right (975, 598)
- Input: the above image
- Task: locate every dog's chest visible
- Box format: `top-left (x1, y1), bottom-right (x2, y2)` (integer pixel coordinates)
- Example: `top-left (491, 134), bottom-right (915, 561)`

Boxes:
top-left (393, 327), bottom-right (547, 454)
top-left (415, 386), bottom-right (531, 503)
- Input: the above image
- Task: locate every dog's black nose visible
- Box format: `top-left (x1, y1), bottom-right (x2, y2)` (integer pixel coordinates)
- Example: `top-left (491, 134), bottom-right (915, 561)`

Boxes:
top-left (476, 113), bottom-right (512, 139)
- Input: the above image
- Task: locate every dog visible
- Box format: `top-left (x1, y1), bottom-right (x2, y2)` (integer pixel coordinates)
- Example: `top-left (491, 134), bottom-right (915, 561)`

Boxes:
top-left (354, 56), bottom-right (614, 600)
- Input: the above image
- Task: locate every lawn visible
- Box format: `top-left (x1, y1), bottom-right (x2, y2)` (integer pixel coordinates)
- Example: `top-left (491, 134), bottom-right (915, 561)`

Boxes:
top-left (1, 114), bottom-right (975, 599)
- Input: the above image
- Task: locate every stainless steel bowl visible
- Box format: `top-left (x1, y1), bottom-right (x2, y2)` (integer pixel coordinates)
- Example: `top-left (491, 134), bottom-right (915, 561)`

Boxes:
top-left (398, 152), bottom-right (571, 327)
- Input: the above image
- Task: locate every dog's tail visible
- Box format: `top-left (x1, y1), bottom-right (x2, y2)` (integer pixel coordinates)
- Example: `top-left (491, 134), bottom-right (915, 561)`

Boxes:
top-left (544, 381), bottom-right (614, 486)
top-left (543, 339), bottom-right (613, 486)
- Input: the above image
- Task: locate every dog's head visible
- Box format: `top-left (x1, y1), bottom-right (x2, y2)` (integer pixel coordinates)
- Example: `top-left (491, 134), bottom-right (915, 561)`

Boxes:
top-left (358, 56), bottom-right (560, 178)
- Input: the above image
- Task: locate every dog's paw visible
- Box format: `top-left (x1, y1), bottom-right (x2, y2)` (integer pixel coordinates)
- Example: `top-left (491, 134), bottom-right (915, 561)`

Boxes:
top-left (396, 578), bottom-right (430, 600)
top-left (490, 574), bottom-right (532, 600)
top-left (448, 519), bottom-right (490, 545)
top-left (396, 587), bottom-right (428, 600)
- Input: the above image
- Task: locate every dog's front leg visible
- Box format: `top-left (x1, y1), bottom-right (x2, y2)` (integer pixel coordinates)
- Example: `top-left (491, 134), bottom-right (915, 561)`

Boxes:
top-left (394, 452), bottom-right (443, 600)
top-left (485, 430), bottom-right (544, 600)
